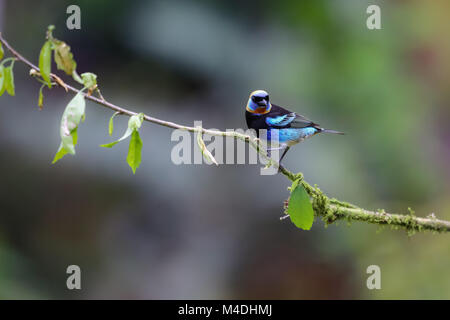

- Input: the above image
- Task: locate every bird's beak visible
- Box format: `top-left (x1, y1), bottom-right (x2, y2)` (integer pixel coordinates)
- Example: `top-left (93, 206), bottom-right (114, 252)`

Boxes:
top-left (257, 99), bottom-right (268, 107)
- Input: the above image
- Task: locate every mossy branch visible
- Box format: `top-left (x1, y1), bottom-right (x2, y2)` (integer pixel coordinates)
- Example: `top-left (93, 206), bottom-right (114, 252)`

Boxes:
top-left (1, 32), bottom-right (449, 234)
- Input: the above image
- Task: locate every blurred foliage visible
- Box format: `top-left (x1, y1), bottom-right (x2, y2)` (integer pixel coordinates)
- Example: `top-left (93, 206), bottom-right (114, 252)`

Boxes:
top-left (0, 0), bottom-right (450, 299)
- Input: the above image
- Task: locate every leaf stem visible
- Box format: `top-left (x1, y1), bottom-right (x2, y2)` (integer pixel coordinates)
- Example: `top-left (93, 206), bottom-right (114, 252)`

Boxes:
top-left (0, 57), bottom-right (17, 66)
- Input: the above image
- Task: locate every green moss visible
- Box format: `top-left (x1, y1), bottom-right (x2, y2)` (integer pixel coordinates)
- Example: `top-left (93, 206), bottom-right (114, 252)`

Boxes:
top-left (278, 166), bottom-right (449, 234)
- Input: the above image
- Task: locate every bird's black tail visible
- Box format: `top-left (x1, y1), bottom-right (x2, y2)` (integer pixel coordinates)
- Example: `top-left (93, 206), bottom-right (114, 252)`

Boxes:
top-left (321, 128), bottom-right (345, 135)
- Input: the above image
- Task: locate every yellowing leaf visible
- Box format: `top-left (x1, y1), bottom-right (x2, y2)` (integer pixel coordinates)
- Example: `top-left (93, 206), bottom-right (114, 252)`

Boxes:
top-left (38, 85), bottom-right (45, 110)
top-left (53, 40), bottom-right (76, 75)
top-left (0, 42), bottom-right (4, 60)
top-left (52, 74), bottom-right (68, 92)
top-left (39, 40), bottom-right (52, 88)
top-left (287, 179), bottom-right (314, 230)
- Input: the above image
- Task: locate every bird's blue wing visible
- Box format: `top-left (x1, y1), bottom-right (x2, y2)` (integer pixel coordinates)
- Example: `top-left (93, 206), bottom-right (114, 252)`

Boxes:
top-left (265, 113), bottom-right (297, 127)
top-left (266, 112), bottom-right (315, 129)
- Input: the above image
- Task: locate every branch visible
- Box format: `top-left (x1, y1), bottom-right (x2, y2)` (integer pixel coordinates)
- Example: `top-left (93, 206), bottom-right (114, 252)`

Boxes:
top-left (1, 32), bottom-right (449, 234)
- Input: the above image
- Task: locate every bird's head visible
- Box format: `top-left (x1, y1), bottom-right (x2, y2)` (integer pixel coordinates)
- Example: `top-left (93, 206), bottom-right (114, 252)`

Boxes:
top-left (246, 90), bottom-right (271, 115)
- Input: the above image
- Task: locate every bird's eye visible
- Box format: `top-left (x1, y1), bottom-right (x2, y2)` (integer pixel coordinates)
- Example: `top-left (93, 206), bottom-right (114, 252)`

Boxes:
top-left (253, 96), bottom-right (262, 102)
top-left (265, 95), bottom-right (269, 100)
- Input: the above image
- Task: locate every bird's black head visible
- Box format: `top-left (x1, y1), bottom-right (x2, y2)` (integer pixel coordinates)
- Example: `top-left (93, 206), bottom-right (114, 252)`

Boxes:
top-left (246, 90), bottom-right (271, 114)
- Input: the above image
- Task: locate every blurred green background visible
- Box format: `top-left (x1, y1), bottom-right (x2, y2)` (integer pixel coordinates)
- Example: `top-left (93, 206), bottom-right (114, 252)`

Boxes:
top-left (0, 0), bottom-right (450, 299)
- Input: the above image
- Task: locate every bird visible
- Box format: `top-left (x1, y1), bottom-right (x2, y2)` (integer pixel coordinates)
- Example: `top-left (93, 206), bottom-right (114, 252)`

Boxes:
top-left (245, 89), bottom-right (343, 165)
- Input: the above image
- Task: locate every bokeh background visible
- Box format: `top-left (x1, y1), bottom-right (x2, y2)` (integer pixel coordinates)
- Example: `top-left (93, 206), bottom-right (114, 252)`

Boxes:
top-left (0, 0), bottom-right (450, 299)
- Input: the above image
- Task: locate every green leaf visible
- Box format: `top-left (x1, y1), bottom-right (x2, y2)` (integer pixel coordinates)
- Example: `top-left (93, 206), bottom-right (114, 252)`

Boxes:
top-left (0, 42), bottom-right (4, 60)
top-left (39, 40), bottom-right (52, 88)
top-left (100, 113), bottom-right (145, 173)
top-left (46, 25), bottom-right (55, 38)
top-left (128, 113), bottom-right (144, 131)
top-left (0, 66), bottom-right (5, 97)
top-left (52, 144), bottom-right (68, 163)
top-left (72, 70), bottom-right (83, 84)
top-left (100, 127), bottom-right (132, 148)
top-left (100, 113), bottom-right (143, 147)
top-left (127, 130), bottom-right (142, 174)
top-left (38, 84), bottom-right (45, 110)
top-left (58, 92), bottom-right (85, 155)
top-left (287, 179), bottom-right (314, 230)
top-left (196, 127), bottom-right (218, 166)
top-left (52, 129), bottom-right (78, 164)
top-left (108, 112), bottom-right (120, 136)
top-left (53, 40), bottom-right (76, 75)
top-left (4, 65), bottom-right (15, 96)
top-left (81, 72), bottom-right (97, 89)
